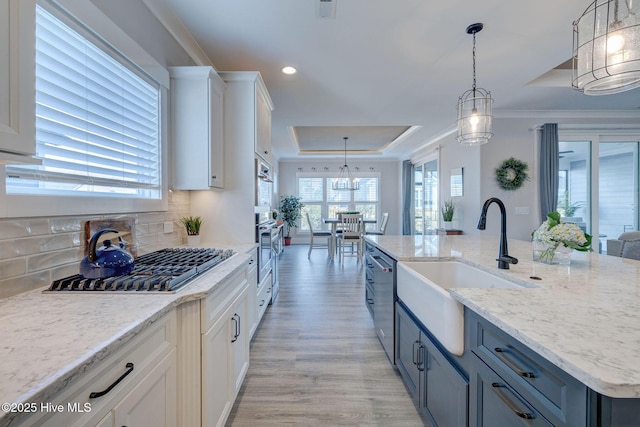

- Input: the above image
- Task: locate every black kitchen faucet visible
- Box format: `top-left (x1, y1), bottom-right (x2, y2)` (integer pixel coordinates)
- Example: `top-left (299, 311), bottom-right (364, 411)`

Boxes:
top-left (477, 197), bottom-right (518, 269)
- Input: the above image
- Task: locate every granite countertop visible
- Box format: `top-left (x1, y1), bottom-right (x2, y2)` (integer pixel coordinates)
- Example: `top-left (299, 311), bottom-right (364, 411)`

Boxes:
top-left (0, 242), bottom-right (256, 426)
top-left (366, 234), bottom-right (640, 399)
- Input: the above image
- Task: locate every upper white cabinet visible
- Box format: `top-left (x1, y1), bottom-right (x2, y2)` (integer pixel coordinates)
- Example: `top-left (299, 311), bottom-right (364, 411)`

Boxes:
top-left (255, 82), bottom-right (273, 164)
top-left (219, 71), bottom-right (273, 165)
top-left (0, 0), bottom-right (38, 164)
top-left (169, 66), bottom-right (226, 189)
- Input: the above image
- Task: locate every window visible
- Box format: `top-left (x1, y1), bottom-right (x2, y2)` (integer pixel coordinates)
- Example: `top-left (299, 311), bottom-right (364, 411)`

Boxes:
top-left (413, 159), bottom-right (438, 235)
top-left (5, 4), bottom-right (164, 213)
top-left (559, 132), bottom-right (640, 254)
top-left (299, 177), bottom-right (323, 231)
top-left (298, 173), bottom-right (380, 232)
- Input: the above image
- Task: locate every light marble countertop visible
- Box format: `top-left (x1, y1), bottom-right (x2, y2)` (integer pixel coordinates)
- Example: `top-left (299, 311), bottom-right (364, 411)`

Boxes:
top-left (366, 234), bottom-right (640, 399)
top-left (0, 242), bottom-right (256, 427)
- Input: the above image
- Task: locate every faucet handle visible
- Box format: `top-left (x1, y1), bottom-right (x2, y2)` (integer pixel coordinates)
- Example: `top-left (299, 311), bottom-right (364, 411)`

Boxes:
top-left (497, 255), bottom-right (518, 265)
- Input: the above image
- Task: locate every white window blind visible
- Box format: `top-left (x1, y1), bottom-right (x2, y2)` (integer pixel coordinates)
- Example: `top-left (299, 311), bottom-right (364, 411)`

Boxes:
top-left (6, 5), bottom-right (161, 198)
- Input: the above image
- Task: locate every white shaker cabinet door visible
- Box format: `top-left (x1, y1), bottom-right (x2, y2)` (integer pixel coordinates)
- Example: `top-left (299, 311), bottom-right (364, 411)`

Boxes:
top-left (170, 66), bottom-right (226, 189)
top-left (111, 349), bottom-right (177, 427)
top-left (0, 0), bottom-right (37, 162)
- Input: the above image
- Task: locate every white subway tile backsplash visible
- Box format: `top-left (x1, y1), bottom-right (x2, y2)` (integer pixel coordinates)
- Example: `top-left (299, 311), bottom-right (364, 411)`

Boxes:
top-left (0, 234), bottom-right (73, 260)
top-left (0, 271), bottom-right (50, 300)
top-left (49, 218), bottom-right (85, 233)
top-left (0, 219), bottom-right (50, 238)
top-left (27, 248), bottom-right (85, 273)
top-left (0, 259), bottom-right (27, 280)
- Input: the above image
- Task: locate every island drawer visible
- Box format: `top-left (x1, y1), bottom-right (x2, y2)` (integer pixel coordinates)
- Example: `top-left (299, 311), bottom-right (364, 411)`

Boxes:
top-left (469, 312), bottom-right (587, 426)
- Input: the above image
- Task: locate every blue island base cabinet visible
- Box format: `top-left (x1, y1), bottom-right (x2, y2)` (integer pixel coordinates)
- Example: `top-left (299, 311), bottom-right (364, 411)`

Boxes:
top-left (396, 301), bottom-right (468, 427)
top-left (468, 310), bottom-right (588, 427)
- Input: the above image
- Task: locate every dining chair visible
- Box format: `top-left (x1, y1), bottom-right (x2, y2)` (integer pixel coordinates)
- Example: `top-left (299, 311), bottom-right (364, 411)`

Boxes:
top-left (306, 212), bottom-right (332, 259)
top-left (366, 212), bottom-right (389, 236)
top-left (337, 213), bottom-right (364, 263)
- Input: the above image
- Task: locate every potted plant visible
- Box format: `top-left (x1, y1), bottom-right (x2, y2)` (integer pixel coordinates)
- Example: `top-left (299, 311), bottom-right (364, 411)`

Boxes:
top-left (279, 195), bottom-right (304, 245)
top-left (180, 216), bottom-right (204, 247)
top-left (442, 200), bottom-right (455, 229)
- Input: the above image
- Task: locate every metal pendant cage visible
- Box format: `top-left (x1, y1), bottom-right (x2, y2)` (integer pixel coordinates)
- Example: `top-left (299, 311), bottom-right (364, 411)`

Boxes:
top-left (456, 87), bottom-right (493, 146)
top-left (573, 0), bottom-right (640, 95)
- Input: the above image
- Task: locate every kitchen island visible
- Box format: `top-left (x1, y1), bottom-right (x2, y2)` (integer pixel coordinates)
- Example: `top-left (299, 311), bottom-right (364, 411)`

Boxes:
top-left (366, 234), bottom-right (640, 425)
top-left (0, 243), bottom-right (256, 427)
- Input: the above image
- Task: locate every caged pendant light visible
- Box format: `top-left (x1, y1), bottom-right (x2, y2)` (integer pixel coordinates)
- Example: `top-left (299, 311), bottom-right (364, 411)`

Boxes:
top-left (332, 137), bottom-right (360, 191)
top-left (572, 0), bottom-right (640, 95)
top-left (456, 23), bottom-right (493, 146)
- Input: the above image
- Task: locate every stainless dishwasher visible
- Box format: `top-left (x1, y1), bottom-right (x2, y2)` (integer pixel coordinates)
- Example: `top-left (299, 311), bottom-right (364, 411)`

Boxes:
top-left (365, 242), bottom-right (396, 364)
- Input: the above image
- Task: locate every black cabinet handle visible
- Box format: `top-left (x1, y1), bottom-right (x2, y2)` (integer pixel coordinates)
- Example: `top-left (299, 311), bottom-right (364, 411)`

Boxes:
top-left (412, 341), bottom-right (419, 366)
top-left (231, 314), bottom-right (239, 343)
top-left (417, 344), bottom-right (425, 372)
top-left (237, 314), bottom-right (241, 338)
top-left (367, 298), bottom-right (374, 305)
top-left (89, 362), bottom-right (134, 399)
top-left (259, 299), bottom-right (266, 307)
top-left (491, 382), bottom-right (534, 419)
top-left (211, 175), bottom-right (217, 179)
top-left (494, 347), bottom-right (536, 378)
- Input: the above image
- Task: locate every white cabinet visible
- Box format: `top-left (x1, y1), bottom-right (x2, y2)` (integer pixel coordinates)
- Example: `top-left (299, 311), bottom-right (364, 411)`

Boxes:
top-left (19, 311), bottom-right (177, 427)
top-left (255, 83), bottom-right (273, 164)
top-left (170, 66), bottom-right (226, 189)
top-left (103, 349), bottom-right (177, 427)
top-left (202, 304), bottom-right (232, 427)
top-left (0, 0), bottom-right (37, 163)
top-left (193, 72), bottom-right (273, 245)
top-left (200, 259), bottom-right (251, 427)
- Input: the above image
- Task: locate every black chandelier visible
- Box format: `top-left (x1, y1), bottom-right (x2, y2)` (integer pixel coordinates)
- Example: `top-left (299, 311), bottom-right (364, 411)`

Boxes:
top-left (332, 137), bottom-right (359, 191)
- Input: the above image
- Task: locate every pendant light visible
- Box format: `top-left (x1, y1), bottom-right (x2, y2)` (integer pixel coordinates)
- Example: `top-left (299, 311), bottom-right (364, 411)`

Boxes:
top-left (332, 137), bottom-right (360, 191)
top-left (456, 23), bottom-right (493, 146)
top-left (572, 0), bottom-right (640, 95)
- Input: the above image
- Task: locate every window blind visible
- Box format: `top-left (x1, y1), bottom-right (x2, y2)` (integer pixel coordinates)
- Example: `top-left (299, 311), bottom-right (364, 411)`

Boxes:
top-left (6, 5), bottom-right (161, 198)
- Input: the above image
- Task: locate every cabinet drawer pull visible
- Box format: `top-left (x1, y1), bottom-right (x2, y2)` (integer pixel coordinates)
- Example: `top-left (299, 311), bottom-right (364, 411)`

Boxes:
top-left (370, 256), bottom-right (392, 272)
top-left (491, 382), bottom-right (533, 419)
top-left (367, 298), bottom-right (374, 304)
top-left (231, 314), bottom-right (239, 343)
top-left (89, 362), bottom-right (134, 399)
top-left (494, 347), bottom-right (536, 378)
top-left (259, 299), bottom-right (266, 307)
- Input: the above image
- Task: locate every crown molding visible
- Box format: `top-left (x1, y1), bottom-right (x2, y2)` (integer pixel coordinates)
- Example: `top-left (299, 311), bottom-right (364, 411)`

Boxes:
top-left (142, 0), bottom-right (213, 67)
top-left (494, 109), bottom-right (640, 119)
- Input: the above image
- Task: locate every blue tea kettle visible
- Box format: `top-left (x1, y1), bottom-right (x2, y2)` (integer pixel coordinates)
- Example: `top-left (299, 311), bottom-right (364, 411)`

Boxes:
top-left (80, 228), bottom-right (135, 279)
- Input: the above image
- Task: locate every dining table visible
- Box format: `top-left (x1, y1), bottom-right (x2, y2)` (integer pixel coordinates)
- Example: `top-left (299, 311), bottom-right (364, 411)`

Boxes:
top-left (323, 217), bottom-right (377, 261)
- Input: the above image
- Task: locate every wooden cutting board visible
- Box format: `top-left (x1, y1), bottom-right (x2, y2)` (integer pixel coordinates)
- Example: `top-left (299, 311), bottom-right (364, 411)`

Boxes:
top-left (84, 217), bottom-right (137, 258)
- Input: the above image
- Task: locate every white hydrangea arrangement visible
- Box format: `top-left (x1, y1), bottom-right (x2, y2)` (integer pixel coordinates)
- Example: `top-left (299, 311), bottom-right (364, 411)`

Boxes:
top-left (533, 211), bottom-right (593, 252)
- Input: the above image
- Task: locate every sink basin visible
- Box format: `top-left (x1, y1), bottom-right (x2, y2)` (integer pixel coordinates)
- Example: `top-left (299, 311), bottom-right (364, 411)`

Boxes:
top-left (397, 261), bottom-right (528, 356)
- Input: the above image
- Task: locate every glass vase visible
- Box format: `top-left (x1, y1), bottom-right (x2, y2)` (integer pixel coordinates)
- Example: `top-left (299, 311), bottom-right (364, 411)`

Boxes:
top-left (532, 239), bottom-right (572, 265)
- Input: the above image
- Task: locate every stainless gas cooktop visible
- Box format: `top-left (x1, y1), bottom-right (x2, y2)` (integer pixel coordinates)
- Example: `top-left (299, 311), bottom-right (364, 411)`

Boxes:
top-left (45, 248), bottom-right (235, 293)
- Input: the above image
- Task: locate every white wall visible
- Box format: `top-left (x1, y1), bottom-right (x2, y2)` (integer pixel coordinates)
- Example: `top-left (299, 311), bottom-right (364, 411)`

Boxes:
top-left (278, 159), bottom-right (400, 240)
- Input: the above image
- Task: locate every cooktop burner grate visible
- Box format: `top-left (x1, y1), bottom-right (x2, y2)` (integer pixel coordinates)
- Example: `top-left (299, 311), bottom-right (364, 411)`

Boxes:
top-left (46, 248), bottom-right (235, 293)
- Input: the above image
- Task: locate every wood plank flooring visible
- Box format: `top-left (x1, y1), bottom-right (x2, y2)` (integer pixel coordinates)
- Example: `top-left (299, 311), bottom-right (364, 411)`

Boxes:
top-left (226, 244), bottom-right (425, 426)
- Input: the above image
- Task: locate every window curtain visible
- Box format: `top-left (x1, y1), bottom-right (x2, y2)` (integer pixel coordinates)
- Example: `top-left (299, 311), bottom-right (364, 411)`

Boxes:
top-left (539, 123), bottom-right (559, 222)
top-left (402, 160), bottom-right (414, 235)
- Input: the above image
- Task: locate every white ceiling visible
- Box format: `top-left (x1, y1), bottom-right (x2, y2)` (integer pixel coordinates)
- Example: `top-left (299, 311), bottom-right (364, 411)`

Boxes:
top-left (152, 0), bottom-right (640, 161)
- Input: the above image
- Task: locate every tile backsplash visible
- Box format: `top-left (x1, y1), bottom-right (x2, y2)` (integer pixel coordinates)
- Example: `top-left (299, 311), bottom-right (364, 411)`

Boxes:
top-left (0, 191), bottom-right (190, 299)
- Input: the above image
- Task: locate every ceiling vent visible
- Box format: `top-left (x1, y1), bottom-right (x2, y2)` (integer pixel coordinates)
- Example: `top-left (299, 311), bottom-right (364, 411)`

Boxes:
top-left (317, 0), bottom-right (337, 19)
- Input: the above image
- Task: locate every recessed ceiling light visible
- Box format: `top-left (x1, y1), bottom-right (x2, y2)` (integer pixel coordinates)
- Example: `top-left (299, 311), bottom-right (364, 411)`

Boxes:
top-left (281, 66), bottom-right (297, 75)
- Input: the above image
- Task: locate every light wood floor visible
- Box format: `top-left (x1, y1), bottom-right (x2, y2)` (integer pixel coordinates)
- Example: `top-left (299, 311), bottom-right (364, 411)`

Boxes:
top-left (226, 244), bottom-right (425, 426)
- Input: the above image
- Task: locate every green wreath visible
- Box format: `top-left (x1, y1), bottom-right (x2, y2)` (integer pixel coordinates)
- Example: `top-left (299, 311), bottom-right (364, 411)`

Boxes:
top-left (495, 157), bottom-right (529, 191)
